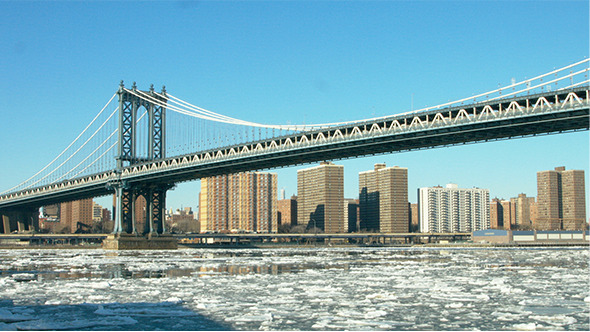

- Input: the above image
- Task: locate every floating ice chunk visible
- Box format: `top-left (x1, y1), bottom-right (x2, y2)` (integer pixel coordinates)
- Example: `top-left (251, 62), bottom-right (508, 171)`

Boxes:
top-left (233, 313), bottom-right (273, 322)
top-left (11, 274), bottom-right (36, 282)
top-left (529, 314), bottom-right (577, 326)
top-left (513, 322), bottom-right (542, 330)
top-left (94, 305), bottom-right (114, 316)
top-left (165, 297), bottom-right (183, 304)
top-left (0, 308), bottom-right (33, 323)
top-left (446, 302), bottom-right (463, 309)
top-left (364, 310), bottom-right (387, 319)
top-left (492, 311), bottom-right (523, 322)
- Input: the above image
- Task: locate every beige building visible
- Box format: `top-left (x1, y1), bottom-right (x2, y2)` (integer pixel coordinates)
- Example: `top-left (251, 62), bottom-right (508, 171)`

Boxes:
top-left (536, 166), bottom-right (586, 230)
top-left (510, 194), bottom-right (536, 229)
top-left (297, 162), bottom-right (344, 233)
top-left (359, 164), bottom-right (408, 233)
top-left (501, 200), bottom-right (513, 229)
top-left (199, 172), bottom-right (278, 233)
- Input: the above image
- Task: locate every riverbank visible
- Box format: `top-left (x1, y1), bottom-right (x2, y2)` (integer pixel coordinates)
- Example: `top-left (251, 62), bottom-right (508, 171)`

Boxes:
top-left (1, 240), bottom-right (587, 250)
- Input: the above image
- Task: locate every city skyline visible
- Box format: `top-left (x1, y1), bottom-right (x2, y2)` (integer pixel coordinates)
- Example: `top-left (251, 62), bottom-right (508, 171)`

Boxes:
top-left (0, 1), bottom-right (587, 216)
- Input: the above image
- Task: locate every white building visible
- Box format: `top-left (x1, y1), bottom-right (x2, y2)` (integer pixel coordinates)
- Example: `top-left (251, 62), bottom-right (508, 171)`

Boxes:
top-left (419, 184), bottom-right (490, 233)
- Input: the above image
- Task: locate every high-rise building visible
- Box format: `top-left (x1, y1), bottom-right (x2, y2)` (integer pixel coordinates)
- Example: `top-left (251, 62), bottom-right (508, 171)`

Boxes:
top-left (418, 184), bottom-right (490, 233)
top-left (199, 172), bottom-right (278, 233)
top-left (410, 203), bottom-right (419, 232)
top-left (536, 166), bottom-right (586, 230)
top-left (297, 162), bottom-right (344, 233)
top-left (60, 198), bottom-right (93, 232)
top-left (359, 164), bottom-right (408, 233)
top-left (345, 198), bottom-right (359, 233)
top-left (500, 200), bottom-right (513, 229)
top-left (490, 198), bottom-right (503, 229)
top-left (509, 194), bottom-right (535, 229)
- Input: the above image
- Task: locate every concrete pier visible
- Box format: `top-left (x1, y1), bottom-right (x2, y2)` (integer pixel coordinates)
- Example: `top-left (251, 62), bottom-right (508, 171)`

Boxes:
top-left (102, 234), bottom-right (178, 250)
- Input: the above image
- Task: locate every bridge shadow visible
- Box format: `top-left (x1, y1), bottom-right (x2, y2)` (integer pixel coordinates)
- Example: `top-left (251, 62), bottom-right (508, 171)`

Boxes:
top-left (0, 299), bottom-right (232, 331)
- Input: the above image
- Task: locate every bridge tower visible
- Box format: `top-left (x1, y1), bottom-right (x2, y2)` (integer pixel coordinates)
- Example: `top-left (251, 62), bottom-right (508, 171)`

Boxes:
top-left (112, 82), bottom-right (171, 236)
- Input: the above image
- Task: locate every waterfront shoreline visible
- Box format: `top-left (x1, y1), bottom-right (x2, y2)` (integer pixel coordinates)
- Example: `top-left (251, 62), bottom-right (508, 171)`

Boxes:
top-left (0, 241), bottom-right (588, 250)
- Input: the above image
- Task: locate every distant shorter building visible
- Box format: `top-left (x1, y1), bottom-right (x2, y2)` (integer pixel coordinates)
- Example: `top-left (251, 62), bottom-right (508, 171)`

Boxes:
top-left (490, 198), bottom-right (504, 229)
top-left (410, 203), bottom-right (419, 232)
top-left (92, 202), bottom-right (103, 222)
top-left (278, 196), bottom-right (297, 230)
top-left (419, 184), bottom-right (490, 233)
top-left (509, 193), bottom-right (536, 229)
top-left (169, 207), bottom-right (199, 233)
top-left (42, 204), bottom-right (60, 219)
top-left (345, 199), bottom-right (359, 232)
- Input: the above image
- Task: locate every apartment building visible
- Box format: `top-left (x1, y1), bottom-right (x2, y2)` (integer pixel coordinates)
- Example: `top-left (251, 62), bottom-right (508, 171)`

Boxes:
top-left (536, 166), bottom-right (586, 230)
top-left (359, 164), bottom-right (408, 233)
top-left (419, 184), bottom-right (490, 233)
top-left (199, 172), bottom-right (278, 233)
top-left (297, 162), bottom-right (344, 233)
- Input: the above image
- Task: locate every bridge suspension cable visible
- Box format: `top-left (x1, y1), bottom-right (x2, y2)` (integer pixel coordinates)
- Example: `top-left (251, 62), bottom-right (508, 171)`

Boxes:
top-left (0, 93), bottom-right (118, 195)
top-left (131, 58), bottom-right (590, 131)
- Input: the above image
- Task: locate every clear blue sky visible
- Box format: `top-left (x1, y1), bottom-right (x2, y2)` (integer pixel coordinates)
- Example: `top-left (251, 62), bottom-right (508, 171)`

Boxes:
top-left (1, 1), bottom-right (588, 215)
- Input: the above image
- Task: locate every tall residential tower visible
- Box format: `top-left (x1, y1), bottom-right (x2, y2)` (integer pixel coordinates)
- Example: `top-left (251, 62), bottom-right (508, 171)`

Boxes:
top-left (359, 164), bottom-right (408, 232)
top-left (536, 166), bottom-right (586, 230)
top-left (297, 162), bottom-right (344, 233)
top-left (419, 184), bottom-right (490, 233)
top-left (199, 172), bottom-right (278, 233)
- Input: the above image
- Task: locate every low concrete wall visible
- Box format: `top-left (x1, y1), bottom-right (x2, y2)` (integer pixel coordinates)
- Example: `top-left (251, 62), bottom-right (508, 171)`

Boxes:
top-left (102, 234), bottom-right (177, 250)
top-left (473, 229), bottom-right (588, 244)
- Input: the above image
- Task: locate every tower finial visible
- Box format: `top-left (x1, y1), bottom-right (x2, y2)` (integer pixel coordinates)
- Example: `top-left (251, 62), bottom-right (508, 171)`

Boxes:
top-left (150, 84), bottom-right (155, 93)
top-left (132, 81), bottom-right (137, 90)
top-left (161, 85), bottom-right (167, 95)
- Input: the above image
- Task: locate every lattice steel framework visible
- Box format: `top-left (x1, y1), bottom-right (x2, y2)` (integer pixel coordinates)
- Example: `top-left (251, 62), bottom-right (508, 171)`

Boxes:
top-left (117, 81), bottom-right (167, 168)
top-left (113, 82), bottom-right (169, 235)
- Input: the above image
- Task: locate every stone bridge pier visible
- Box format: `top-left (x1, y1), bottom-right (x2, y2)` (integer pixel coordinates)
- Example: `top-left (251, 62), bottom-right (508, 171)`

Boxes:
top-left (1, 208), bottom-right (39, 234)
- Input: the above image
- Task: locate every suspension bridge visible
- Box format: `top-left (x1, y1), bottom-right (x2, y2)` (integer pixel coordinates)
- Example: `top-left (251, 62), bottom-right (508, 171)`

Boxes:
top-left (1, 59), bottom-right (589, 236)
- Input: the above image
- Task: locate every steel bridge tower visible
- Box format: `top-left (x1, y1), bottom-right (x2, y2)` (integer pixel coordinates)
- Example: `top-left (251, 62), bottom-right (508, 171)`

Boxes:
top-left (111, 81), bottom-right (170, 235)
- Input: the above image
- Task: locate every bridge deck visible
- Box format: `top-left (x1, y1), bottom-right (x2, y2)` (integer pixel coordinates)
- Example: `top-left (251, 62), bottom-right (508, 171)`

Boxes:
top-left (1, 87), bottom-right (588, 210)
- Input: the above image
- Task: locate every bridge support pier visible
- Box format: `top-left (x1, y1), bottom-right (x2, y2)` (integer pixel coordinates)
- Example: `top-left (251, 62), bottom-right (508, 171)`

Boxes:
top-left (0, 208), bottom-right (38, 234)
top-left (107, 181), bottom-right (176, 249)
top-left (112, 184), bottom-right (170, 236)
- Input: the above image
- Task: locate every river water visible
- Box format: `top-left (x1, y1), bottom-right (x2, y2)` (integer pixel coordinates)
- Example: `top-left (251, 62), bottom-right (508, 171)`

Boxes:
top-left (0, 247), bottom-right (588, 331)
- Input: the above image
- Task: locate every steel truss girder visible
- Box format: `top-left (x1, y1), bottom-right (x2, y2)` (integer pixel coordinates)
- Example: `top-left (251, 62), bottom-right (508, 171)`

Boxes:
top-left (0, 88), bottom-right (587, 212)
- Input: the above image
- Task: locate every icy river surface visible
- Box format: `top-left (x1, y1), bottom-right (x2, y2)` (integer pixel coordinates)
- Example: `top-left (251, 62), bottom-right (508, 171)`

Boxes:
top-left (0, 247), bottom-right (588, 331)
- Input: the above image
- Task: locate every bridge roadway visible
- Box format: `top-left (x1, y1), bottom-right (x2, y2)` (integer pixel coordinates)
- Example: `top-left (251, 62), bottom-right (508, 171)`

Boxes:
top-left (0, 232), bottom-right (471, 246)
top-left (1, 87), bottom-right (588, 210)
